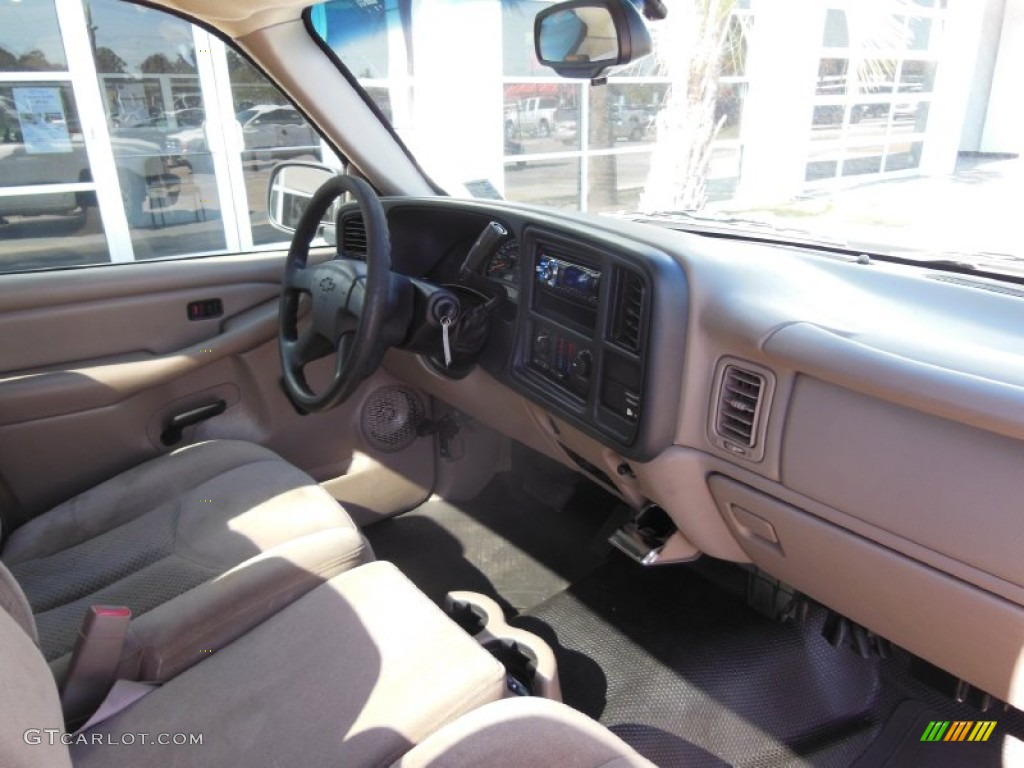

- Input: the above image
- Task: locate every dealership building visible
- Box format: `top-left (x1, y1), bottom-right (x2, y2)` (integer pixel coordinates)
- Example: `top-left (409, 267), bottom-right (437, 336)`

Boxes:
top-left (1, 0), bottom-right (1021, 269)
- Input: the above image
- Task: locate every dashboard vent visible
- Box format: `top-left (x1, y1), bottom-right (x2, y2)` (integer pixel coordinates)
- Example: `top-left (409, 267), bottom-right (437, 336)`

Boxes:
top-left (340, 215), bottom-right (367, 256)
top-left (930, 274), bottom-right (1024, 299)
top-left (715, 366), bottom-right (765, 447)
top-left (611, 269), bottom-right (645, 352)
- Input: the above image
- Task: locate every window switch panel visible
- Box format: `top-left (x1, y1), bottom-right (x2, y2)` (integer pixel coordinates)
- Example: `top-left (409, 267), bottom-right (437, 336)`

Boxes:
top-left (187, 299), bottom-right (223, 321)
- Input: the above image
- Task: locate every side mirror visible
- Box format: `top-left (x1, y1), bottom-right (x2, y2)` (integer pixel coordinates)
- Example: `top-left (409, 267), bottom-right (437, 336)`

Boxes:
top-left (267, 161), bottom-right (338, 244)
top-left (534, 0), bottom-right (652, 80)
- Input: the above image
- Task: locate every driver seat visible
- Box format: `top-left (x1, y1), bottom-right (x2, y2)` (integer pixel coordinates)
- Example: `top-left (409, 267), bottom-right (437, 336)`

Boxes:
top-left (1, 439), bottom-right (370, 686)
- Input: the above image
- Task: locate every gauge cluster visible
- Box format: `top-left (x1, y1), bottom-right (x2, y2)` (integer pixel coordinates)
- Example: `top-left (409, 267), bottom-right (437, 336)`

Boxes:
top-left (483, 238), bottom-right (520, 301)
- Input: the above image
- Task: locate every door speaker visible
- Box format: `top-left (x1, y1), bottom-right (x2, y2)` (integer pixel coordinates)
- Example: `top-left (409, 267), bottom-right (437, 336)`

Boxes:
top-left (360, 385), bottom-right (425, 453)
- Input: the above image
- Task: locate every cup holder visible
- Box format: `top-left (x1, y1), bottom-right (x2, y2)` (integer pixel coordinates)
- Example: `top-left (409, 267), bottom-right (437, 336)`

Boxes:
top-left (447, 599), bottom-right (488, 636)
top-left (444, 591), bottom-right (562, 701)
top-left (482, 638), bottom-right (538, 697)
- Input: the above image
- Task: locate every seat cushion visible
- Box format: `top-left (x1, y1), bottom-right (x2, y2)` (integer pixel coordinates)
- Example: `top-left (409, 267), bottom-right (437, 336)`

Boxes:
top-left (70, 561), bottom-right (507, 768)
top-left (2, 440), bottom-right (370, 682)
top-left (393, 698), bottom-right (656, 768)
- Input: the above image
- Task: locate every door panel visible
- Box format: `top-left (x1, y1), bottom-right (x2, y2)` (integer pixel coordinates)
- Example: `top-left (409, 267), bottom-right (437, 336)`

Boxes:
top-left (0, 283), bottom-right (278, 374)
top-left (0, 299), bottom-right (279, 424)
top-left (0, 253), bottom-right (435, 521)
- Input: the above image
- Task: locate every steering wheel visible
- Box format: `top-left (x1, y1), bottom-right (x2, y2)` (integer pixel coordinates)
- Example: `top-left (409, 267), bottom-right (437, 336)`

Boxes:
top-left (279, 175), bottom-right (406, 412)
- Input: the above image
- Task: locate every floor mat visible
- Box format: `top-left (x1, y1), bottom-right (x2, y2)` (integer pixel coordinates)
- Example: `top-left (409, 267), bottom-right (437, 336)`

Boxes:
top-left (370, 471), bottom-right (1024, 768)
top-left (513, 555), bottom-right (885, 768)
top-left (365, 473), bottom-right (612, 615)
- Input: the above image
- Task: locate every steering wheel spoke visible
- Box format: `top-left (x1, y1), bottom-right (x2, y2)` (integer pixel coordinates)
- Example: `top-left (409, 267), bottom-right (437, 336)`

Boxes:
top-left (284, 327), bottom-right (334, 370)
top-left (335, 331), bottom-right (355, 373)
top-left (284, 267), bottom-right (313, 293)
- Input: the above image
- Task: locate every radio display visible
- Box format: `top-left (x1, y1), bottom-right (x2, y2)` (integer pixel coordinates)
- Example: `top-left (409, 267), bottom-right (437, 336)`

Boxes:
top-left (562, 265), bottom-right (592, 292)
top-left (536, 254), bottom-right (601, 304)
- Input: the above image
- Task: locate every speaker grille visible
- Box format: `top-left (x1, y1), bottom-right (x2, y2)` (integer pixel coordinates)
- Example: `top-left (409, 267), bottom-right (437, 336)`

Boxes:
top-left (361, 385), bottom-right (425, 453)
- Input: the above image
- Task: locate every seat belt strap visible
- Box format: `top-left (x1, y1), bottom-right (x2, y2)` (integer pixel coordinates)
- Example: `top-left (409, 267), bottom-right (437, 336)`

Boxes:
top-left (60, 606), bottom-right (132, 730)
top-left (74, 679), bottom-right (157, 734)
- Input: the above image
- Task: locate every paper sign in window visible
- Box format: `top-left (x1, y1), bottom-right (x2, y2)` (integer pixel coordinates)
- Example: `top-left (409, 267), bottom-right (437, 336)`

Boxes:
top-left (12, 86), bottom-right (71, 154)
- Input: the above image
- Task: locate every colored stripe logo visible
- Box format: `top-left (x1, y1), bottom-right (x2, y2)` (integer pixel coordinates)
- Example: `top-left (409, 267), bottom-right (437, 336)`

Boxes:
top-left (920, 720), bottom-right (997, 742)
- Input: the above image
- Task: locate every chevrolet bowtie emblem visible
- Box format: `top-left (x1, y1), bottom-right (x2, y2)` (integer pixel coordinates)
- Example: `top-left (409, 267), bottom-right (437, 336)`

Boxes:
top-left (319, 277), bottom-right (336, 293)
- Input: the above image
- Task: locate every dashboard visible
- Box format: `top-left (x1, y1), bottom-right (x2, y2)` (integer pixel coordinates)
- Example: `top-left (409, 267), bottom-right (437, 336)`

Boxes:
top-left (338, 202), bottom-right (687, 462)
top-left (337, 195), bottom-right (1024, 714)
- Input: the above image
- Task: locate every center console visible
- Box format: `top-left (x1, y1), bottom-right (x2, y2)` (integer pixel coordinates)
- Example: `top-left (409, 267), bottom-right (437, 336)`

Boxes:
top-left (511, 227), bottom-right (657, 455)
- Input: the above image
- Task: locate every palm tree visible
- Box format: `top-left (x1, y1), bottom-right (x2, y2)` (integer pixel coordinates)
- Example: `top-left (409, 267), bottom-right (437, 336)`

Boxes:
top-left (639, 0), bottom-right (739, 213)
top-left (638, 0), bottom-right (915, 213)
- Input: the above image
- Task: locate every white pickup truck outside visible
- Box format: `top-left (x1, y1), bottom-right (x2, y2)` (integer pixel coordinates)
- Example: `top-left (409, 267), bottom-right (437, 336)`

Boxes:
top-left (504, 96), bottom-right (559, 139)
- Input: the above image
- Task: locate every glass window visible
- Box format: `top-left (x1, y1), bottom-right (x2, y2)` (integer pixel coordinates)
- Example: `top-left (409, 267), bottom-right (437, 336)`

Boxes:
top-left (0, 0), bottom-right (339, 274)
top-left (849, 102), bottom-right (891, 138)
top-left (88, 0), bottom-right (223, 258)
top-left (900, 60), bottom-right (937, 93)
top-left (891, 101), bottom-right (929, 135)
top-left (908, 16), bottom-right (932, 50)
top-left (311, 0), bottom-right (389, 78)
top-left (503, 157), bottom-right (579, 209)
top-left (0, 0), bottom-right (68, 72)
top-left (822, 10), bottom-right (849, 48)
top-left (502, 0), bottom-right (549, 77)
top-left (588, 152), bottom-right (653, 214)
top-left (503, 83), bottom-right (580, 152)
top-left (309, 0), bottom-right (1024, 279)
top-left (805, 154), bottom-right (839, 182)
top-left (817, 58), bottom-right (849, 96)
top-left (884, 140), bottom-right (923, 172)
top-left (588, 84), bottom-right (660, 150)
top-left (226, 53), bottom-right (326, 247)
top-left (0, 83), bottom-right (82, 186)
top-left (716, 83), bottom-right (746, 140)
top-left (858, 60), bottom-right (897, 96)
top-left (842, 146), bottom-right (884, 176)
top-left (806, 7), bottom-right (941, 190)
top-left (811, 104), bottom-right (845, 136)
top-left (0, 79), bottom-right (112, 272)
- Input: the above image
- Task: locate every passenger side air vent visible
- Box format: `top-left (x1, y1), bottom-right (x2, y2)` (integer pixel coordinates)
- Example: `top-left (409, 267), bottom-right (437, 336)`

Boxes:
top-left (715, 365), bottom-right (765, 448)
top-left (611, 269), bottom-right (645, 352)
top-left (340, 215), bottom-right (367, 256)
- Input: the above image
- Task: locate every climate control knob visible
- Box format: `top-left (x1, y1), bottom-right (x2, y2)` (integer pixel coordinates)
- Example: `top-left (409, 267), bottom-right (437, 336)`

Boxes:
top-left (571, 348), bottom-right (593, 380)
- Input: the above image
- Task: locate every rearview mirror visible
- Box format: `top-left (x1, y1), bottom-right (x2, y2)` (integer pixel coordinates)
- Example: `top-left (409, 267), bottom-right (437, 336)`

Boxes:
top-left (267, 161), bottom-right (338, 243)
top-left (534, 0), bottom-right (652, 80)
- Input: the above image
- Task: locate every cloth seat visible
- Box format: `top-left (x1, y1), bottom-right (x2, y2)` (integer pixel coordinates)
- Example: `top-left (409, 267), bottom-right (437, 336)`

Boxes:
top-left (2, 439), bottom-right (370, 684)
top-left (69, 561), bottom-right (507, 767)
top-left (0, 557), bottom-right (650, 768)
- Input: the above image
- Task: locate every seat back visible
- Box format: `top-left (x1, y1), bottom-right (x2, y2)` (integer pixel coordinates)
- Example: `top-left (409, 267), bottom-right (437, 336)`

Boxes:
top-left (0, 560), bottom-right (72, 768)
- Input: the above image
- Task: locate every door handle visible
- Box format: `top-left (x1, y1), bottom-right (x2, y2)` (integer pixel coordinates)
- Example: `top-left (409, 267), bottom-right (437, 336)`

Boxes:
top-left (160, 400), bottom-right (227, 446)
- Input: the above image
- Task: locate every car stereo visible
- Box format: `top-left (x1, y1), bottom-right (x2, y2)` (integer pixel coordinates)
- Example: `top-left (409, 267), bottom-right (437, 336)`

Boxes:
top-left (535, 253), bottom-right (601, 305)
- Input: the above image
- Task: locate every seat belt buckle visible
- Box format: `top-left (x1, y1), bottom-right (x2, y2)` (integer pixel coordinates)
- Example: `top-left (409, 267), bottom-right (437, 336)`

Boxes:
top-left (60, 606), bottom-right (132, 730)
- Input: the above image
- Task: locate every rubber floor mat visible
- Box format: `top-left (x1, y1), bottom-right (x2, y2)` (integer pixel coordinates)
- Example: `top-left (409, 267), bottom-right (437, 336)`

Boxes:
top-left (365, 474), bottom-right (611, 615)
top-left (514, 555), bottom-right (886, 768)
top-left (368, 473), bottom-right (1024, 767)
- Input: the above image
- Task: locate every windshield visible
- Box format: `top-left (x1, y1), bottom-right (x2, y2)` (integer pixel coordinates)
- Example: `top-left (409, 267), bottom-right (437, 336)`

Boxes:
top-left (308, 0), bottom-right (1023, 277)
